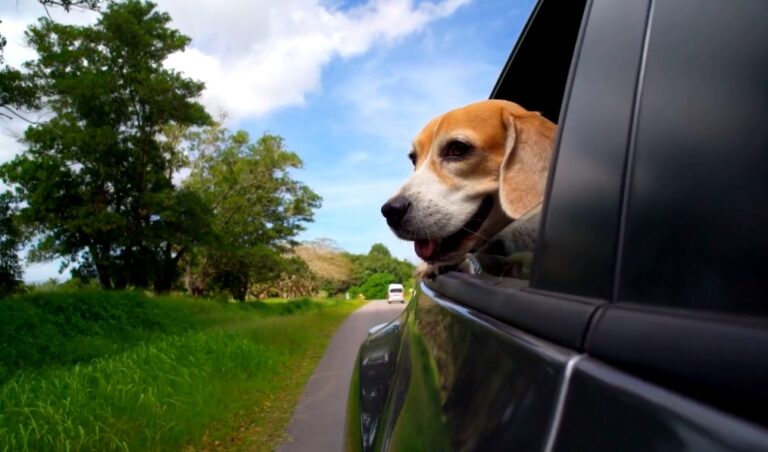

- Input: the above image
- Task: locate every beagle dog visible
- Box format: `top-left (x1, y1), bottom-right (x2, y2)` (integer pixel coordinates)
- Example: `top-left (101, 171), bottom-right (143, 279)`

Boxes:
top-left (381, 100), bottom-right (556, 278)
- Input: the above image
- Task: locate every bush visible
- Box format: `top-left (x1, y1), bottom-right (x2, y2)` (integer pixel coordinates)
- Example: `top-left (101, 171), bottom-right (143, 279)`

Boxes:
top-left (353, 272), bottom-right (397, 300)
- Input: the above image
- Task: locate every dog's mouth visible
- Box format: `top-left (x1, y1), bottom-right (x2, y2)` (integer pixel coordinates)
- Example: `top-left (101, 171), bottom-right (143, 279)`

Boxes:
top-left (414, 196), bottom-right (494, 263)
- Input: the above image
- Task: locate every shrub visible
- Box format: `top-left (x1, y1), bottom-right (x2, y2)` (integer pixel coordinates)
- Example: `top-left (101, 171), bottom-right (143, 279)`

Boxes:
top-left (355, 272), bottom-right (397, 300)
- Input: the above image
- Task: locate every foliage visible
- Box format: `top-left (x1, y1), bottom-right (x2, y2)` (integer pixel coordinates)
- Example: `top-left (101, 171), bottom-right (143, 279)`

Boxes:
top-left (251, 255), bottom-right (318, 299)
top-left (182, 123), bottom-right (321, 300)
top-left (0, 193), bottom-right (23, 297)
top-left (0, 0), bottom-right (211, 292)
top-left (0, 42), bottom-right (38, 116)
top-left (355, 272), bottom-right (396, 300)
top-left (294, 238), bottom-right (353, 295)
top-left (38, 0), bottom-right (103, 11)
top-left (349, 243), bottom-right (414, 286)
top-left (0, 290), bottom-right (362, 450)
top-left (346, 243), bottom-right (415, 298)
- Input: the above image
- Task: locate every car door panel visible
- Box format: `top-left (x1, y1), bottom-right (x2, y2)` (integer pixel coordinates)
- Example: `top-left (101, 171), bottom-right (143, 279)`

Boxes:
top-left (552, 358), bottom-right (768, 452)
top-left (352, 283), bottom-right (579, 452)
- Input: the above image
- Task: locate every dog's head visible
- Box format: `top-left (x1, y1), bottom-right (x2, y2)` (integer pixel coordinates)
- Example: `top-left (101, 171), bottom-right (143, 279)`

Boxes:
top-left (381, 100), bottom-right (555, 265)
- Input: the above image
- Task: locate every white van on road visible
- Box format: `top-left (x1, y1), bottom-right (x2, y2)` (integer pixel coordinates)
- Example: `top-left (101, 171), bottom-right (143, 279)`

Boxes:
top-left (386, 284), bottom-right (404, 304)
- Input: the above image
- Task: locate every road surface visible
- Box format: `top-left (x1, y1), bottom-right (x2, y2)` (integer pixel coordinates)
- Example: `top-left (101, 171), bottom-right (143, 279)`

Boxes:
top-left (277, 299), bottom-right (407, 452)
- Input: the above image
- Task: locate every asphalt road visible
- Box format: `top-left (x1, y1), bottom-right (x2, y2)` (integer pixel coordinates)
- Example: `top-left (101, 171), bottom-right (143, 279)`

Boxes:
top-left (277, 299), bottom-right (406, 452)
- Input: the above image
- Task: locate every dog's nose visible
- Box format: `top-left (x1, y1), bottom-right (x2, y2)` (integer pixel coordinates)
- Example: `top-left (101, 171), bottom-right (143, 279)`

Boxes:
top-left (381, 196), bottom-right (411, 228)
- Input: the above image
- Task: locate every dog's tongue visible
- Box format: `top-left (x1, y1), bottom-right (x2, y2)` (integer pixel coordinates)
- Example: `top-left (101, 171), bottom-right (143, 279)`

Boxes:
top-left (414, 239), bottom-right (438, 260)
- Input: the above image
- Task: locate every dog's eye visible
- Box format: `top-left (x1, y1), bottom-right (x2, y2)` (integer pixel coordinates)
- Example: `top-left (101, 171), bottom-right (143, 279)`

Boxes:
top-left (408, 151), bottom-right (417, 166)
top-left (443, 140), bottom-right (472, 160)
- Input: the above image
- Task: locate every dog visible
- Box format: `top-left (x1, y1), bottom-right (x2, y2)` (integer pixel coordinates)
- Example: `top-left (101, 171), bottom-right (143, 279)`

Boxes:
top-left (381, 100), bottom-right (556, 278)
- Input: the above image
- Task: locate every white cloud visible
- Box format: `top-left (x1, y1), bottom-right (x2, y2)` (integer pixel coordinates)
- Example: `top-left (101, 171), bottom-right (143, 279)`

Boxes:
top-left (336, 57), bottom-right (495, 148)
top-left (163, 0), bottom-right (471, 118)
top-left (2, 0), bottom-right (470, 120)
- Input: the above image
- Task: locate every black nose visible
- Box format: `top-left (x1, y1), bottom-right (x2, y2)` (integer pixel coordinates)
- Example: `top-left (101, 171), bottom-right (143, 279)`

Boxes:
top-left (381, 196), bottom-right (411, 228)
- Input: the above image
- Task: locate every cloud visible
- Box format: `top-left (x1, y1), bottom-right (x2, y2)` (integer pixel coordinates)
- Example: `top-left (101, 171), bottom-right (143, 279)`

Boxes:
top-left (2, 0), bottom-right (471, 121)
top-left (163, 0), bottom-right (471, 118)
top-left (335, 56), bottom-right (496, 149)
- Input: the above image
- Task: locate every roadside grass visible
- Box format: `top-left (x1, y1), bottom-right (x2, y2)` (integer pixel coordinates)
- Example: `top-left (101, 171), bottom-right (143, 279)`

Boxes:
top-left (0, 291), bottom-right (362, 451)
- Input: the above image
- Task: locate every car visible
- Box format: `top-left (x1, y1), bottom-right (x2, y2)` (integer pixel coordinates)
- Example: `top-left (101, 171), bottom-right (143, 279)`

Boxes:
top-left (345, 0), bottom-right (768, 451)
top-left (386, 284), bottom-right (405, 304)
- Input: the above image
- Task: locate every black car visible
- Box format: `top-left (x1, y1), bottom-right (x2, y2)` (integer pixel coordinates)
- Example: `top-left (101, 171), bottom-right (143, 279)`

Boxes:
top-left (345, 0), bottom-right (768, 451)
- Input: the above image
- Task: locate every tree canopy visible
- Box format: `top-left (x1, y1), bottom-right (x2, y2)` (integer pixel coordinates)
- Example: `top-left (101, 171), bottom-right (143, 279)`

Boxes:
top-left (1, 0), bottom-right (211, 291)
top-left (181, 123), bottom-right (321, 300)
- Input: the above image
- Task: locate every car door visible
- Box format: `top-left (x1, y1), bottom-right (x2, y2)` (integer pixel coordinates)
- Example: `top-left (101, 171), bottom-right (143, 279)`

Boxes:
top-left (551, 0), bottom-right (768, 449)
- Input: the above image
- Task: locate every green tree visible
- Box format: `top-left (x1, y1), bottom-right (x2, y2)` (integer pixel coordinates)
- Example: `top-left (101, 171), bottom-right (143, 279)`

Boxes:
top-left (183, 123), bottom-right (321, 300)
top-left (0, 193), bottom-right (23, 297)
top-left (0, 33), bottom-right (38, 117)
top-left (356, 272), bottom-right (395, 300)
top-left (349, 243), bottom-right (414, 287)
top-left (0, 1), bottom-right (211, 291)
top-left (1, 1), bottom-right (102, 118)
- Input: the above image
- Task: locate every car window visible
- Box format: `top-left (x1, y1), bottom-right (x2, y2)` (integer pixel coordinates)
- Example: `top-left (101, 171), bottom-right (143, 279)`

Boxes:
top-left (471, 204), bottom-right (541, 281)
top-left (618, 0), bottom-right (768, 316)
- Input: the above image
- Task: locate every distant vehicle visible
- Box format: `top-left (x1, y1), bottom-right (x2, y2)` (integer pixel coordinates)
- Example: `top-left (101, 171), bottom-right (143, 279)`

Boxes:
top-left (386, 284), bottom-right (404, 304)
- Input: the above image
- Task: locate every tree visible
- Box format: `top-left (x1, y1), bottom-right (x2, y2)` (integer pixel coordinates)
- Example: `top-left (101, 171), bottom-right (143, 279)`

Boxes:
top-left (250, 255), bottom-right (318, 299)
top-left (0, 1), bottom-right (211, 291)
top-left (182, 123), bottom-right (321, 300)
top-left (0, 193), bottom-right (23, 297)
top-left (346, 243), bottom-right (415, 299)
top-left (1, 1), bottom-right (103, 119)
top-left (349, 243), bottom-right (414, 287)
top-left (0, 33), bottom-right (38, 118)
top-left (38, 0), bottom-right (102, 10)
top-left (355, 272), bottom-right (395, 300)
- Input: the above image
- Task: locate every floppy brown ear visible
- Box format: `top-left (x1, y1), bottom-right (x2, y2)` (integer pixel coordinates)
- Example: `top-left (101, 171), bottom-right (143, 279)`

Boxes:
top-left (499, 109), bottom-right (556, 218)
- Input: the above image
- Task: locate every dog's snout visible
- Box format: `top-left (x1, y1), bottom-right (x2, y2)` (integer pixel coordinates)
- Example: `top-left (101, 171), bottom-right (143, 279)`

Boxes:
top-left (381, 196), bottom-right (411, 228)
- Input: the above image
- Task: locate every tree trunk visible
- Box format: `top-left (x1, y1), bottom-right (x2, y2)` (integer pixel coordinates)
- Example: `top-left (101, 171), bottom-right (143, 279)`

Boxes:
top-left (91, 244), bottom-right (113, 289)
top-left (96, 263), bottom-right (111, 289)
top-left (154, 244), bottom-right (183, 294)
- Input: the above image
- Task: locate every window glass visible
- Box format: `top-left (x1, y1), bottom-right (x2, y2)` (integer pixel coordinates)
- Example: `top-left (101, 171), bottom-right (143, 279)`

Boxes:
top-left (471, 205), bottom-right (541, 281)
top-left (619, 0), bottom-right (768, 315)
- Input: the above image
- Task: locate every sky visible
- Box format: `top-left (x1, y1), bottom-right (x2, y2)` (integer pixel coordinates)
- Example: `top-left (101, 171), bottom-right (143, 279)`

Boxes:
top-left (0, 0), bottom-right (535, 282)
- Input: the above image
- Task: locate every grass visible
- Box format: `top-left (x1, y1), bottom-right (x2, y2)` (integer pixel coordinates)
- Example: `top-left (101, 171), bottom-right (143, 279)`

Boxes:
top-left (0, 291), bottom-right (362, 451)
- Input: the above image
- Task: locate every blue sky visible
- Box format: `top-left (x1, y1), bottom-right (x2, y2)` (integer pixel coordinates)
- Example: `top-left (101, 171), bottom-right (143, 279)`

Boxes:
top-left (0, 0), bottom-right (535, 281)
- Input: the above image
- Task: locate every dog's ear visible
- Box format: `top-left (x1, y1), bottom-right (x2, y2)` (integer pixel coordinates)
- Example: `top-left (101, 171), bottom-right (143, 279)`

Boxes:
top-left (499, 108), bottom-right (555, 219)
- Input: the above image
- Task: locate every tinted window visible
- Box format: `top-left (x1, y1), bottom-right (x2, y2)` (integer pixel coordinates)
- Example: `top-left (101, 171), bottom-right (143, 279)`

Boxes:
top-left (473, 205), bottom-right (540, 281)
top-left (389, 288), bottom-right (402, 293)
top-left (619, 0), bottom-right (768, 315)
top-left (534, 0), bottom-right (651, 298)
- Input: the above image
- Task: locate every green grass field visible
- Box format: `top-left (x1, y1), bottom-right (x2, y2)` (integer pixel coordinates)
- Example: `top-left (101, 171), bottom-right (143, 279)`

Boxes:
top-left (0, 291), bottom-right (362, 451)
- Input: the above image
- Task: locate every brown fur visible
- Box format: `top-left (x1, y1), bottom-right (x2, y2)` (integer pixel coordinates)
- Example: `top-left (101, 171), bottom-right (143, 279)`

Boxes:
top-left (413, 99), bottom-right (555, 219)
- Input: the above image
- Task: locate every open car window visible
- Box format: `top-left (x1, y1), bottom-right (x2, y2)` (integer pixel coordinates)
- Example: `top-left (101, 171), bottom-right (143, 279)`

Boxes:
top-left (470, 204), bottom-right (541, 282)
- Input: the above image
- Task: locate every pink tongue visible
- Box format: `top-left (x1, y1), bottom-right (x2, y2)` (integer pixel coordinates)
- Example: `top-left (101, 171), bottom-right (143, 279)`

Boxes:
top-left (414, 239), bottom-right (438, 260)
